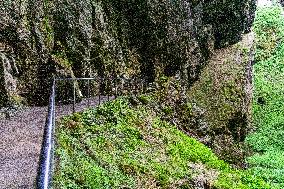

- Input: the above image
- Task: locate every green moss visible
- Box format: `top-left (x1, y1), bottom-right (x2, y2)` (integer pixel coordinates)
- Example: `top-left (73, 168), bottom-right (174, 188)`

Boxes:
top-left (216, 170), bottom-right (270, 189)
top-left (43, 15), bottom-right (54, 48)
top-left (54, 97), bottom-right (269, 188)
top-left (253, 6), bottom-right (284, 62)
top-left (246, 5), bottom-right (284, 188)
top-left (137, 95), bottom-right (153, 105)
top-left (9, 94), bottom-right (25, 106)
top-left (42, 0), bottom-right (54, 50)
top-left (51, 52), bottom-right (71, 68)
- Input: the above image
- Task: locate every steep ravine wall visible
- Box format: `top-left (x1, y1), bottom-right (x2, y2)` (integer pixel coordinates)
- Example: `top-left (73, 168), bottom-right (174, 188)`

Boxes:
top-left (187, 33), bottom-right (255, 165)
top-left (0, 0), bottom-right (256, 106)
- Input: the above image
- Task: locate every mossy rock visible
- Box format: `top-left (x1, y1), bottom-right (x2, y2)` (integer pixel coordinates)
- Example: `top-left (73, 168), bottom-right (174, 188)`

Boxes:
top-left (187, 33), bottom-right (255, 165)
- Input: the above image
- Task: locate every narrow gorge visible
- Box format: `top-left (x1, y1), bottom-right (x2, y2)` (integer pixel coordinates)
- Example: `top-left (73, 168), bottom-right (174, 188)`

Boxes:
top-left (1, 0), bottom-right (268, 188)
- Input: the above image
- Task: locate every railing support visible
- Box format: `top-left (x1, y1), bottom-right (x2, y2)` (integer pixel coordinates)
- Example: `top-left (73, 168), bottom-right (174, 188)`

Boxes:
top-left (88, 79), bottom-right (90, 108)
top-left (99, 78), bottom-right (101, 105)
top-left (73, 81), bottom-right (76, 114)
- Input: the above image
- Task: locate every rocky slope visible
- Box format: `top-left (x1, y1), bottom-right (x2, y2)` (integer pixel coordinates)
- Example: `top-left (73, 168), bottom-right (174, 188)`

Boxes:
top-left (0, 0), bottom-right (256, 107)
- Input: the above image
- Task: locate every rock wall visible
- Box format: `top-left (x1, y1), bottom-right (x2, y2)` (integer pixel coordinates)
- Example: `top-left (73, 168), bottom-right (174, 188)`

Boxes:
top-left (0, 43), bottom-right (20, 106)
top-left (186, 33), bottom-right (255, 165)
top-left (0, 0), bottom-right (256, 106)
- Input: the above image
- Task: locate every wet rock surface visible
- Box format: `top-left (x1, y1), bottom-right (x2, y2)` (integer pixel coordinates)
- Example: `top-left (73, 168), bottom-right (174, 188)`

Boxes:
top-left (0, 44), bottom-right (19, 107)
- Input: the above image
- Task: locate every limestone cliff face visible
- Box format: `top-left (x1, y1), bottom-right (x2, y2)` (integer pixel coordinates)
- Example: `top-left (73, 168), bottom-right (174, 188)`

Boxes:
top-left (0, 0), bottom-right (256, 106)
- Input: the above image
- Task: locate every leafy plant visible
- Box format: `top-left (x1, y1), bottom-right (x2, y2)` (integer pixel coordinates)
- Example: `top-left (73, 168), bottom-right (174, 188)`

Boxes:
top-left (246, 5), bottom-right (284, 188)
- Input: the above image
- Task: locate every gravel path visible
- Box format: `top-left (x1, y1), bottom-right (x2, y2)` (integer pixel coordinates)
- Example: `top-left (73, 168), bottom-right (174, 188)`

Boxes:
top-left (0, 96), bottom-right (112, 189)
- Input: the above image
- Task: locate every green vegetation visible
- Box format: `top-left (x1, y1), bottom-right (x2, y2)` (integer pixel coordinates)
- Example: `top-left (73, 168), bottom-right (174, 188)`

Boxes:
top-left (53, 4), bottom-right (284, 189)
top-left (245, 5), bottom-right (284, 188)
top-left (54, 97), bottom-right (269, 188)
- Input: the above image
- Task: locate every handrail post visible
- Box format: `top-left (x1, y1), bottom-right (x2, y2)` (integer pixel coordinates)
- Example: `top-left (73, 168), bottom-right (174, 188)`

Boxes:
top-left (53, 79), bottom-right (56, 131)
top-left (114, 77), bottom-right (117, 98)
top-left (99, 77), bottom-right (101, 106)
top-left (107, 77), bottom-right (110, 101)
top-left (73, 81), bottom-right (76, 114)
top-left (88, 79), bottom-right (90, 108)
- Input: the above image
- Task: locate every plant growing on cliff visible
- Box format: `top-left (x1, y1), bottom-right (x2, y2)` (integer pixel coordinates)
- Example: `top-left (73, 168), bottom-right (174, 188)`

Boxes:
top-left (253, 6), bottom-right (284, 62)
top-left (246, 5), bottom-right (284, 188)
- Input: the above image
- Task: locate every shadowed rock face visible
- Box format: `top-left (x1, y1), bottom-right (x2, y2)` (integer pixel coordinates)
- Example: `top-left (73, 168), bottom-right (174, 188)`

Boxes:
top-left (0, 0), bottom-right (257, 106)
top-left (0, 44), bottom-right (19, 106)
top-left (203, 0), bottom-right (257, 48)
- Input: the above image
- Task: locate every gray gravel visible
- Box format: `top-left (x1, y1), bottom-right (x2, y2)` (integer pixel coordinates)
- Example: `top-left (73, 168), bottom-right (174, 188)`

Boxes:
top-left (0, 106), bottom-right (46, 189)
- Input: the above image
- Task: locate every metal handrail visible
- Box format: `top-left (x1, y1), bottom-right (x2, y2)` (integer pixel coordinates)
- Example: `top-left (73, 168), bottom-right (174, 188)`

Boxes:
top-left (55, 77), bottom-right (96, 81)
top-left (36, 77), bottom-right (146, 189)
top-left (36, 79), bottom-right (56, 189)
